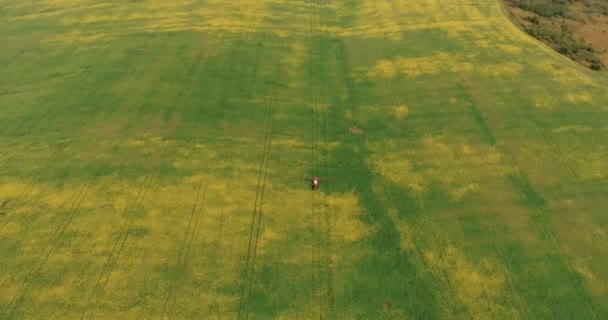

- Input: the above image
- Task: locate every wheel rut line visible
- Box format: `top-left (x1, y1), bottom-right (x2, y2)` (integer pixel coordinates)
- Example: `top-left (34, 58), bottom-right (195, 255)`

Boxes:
top-left (2, 178), bottom-right (92, 318)
top-left (308, 0), bottom-right (321, 316)
top-left (525, 185), bottom-right (597, 320)
top-left (486, 223), bottom-right (532, 319)
top-left (492, 63), bottom-right (600, 320)
top-left (371, 5), bottom-right (453, 317)
top-left (244, 0), bottom-right (264, 39)
top-left (82, 1), bottom-right (236, 313)
top-left (495, 60), bottom-right (608, 230)
top-left (81, 172), bottom-right (155, 320)
top-left (1, 29), bottom-right (182, 318)
top-left (445, 113), bottom-right (532, 320)
top-left (308, 0), bottom-right (316, 162)
top-left (4, 30), bottom-right (191, 320)
top-left (375, 9), bottom-right (533, 318)
top-left (432, 19), bottom-right (570, 319)
top-left (0, 49), bottom-right (24, 74)
top-left (245, 106), bottom-right (273, 320)
top-left (161, 4), bottom-right (244, 310)
top-left (161, 6), bottom-right (241, 311)
top-left (224, 0), bottom-right (264, 118)
top-left (237, 94), bottom-right (275, 320)
top-left (0, 24), bottom-right (162, 232)
top-left (441, 24), bottom-right (598, 319)
top-left (237, 3), bottom-right (289, 318)
top-left (445, 48), bottom-right (533, 320)
top-left (160, 175), bottom-right (209, 320)
top-left (0, 63), bottom-right (94, 161)
top-left (317, 0), bottom-right (336, 316)
top-left (3, 130), bottom-right (141, 319)
top-left (0, 40), bottom-right (109, 140)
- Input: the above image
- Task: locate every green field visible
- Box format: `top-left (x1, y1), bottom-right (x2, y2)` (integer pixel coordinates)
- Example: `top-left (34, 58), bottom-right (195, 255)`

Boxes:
top-left (1, 0), bottom-right (608, 318)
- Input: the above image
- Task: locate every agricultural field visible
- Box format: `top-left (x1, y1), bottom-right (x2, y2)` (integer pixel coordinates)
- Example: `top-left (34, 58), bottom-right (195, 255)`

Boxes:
top-left (1, 0), bottom-right (608, 318)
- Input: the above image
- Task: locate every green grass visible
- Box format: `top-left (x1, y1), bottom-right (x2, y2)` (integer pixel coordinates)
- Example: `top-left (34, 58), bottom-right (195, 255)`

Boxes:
top-left (1, 0), bottom-right (608, 319)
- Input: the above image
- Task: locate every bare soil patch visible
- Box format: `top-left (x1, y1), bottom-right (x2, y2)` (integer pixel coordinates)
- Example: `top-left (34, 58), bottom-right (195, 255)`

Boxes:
top-left (349, 126), bottom-right (364, 135)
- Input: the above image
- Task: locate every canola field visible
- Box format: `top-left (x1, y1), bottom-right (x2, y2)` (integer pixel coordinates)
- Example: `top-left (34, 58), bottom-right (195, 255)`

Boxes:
top-left (1, 0), bottom-right (608, 318)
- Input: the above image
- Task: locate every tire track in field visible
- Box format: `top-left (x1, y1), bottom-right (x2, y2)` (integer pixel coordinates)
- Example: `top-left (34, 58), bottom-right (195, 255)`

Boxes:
top-left (0, 31), bottom-right (162, 302)
top-left (0, 25), bottom-right (161, 233)
top-left (313, 0), bottom-right (338, 316)
top-left (4, 146), bottom-right (123, 318)
top-left (0, 46), bottom-right (90, 126)
top-left (317, 0), bottom-right (336, 316)
top-left (440, 23), bottom-right (568, 320)
top-left (167, 10), bottom-right (270, 319)
top-left (504, 159), bottom-right (596, 320)
top-left (370, 8), bottom-right (471, 315)
top-left (460, 17), bottom-right (602, 318)
top-left (2, 32), bottom-right (177, 315)
top-left (236, 95), bottom-right (275, 320)
top-left (80, 2), bottom-right (237, 317)
top-left (447, 151), bottom-right (530, 319)
top-left (222, 0), bottom-right (264, 120)
top-left (154, 0), bottom-right (262, 317)
top-left (0, 25), bottom-right (158, 163)
top-left (443, 113), bottom-right (532, 320)
top-left (437, 18), bottom-right (598, 319)
top-left (0, 49), bottom-right (24, 74)
top-left (0, 29), bottom-right (183, 319)
top-left (0, 30), bottom-right (163, 162)
top-left (236, 3), bottom-right (290, 318)
top-left (307, 0), bottom-right (321, 317)
top-left (161, 0), bottom-right (274, 319)
top-left (359, 2), bottom-right (431, 317)
top-left (2, 137), bottom-right (128, 318)
top-left (491, 65), bottom-right (600, 320)
top-left (244, 0), bottom-right (264, 39)
top-left (159, 176), bottom-right (208, 320)
top-left (371, 5), bottom-right (534, 318)
top-left (0, 31), bottom-right (164, 235)
top-left (0, 58), bottom-right (95, 162)
top-left (0, 68), bottom-right (91, 162)
top-left (375, 48), bottom-right (427, 320)
top-left (419, 16), bottom-right (533, 318)
top-left (157, 5), bottom-right (262, 310)
top-left (1, 178), bottom-right (93, 318)
top-left (80, 172), bottom-right (156, 320)
top-left (81, 88), bottom-right (182, 319)
top-left (244, 102), bottom-right (273, 320)
top-left (490, 48), bottom-right (608, 230)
